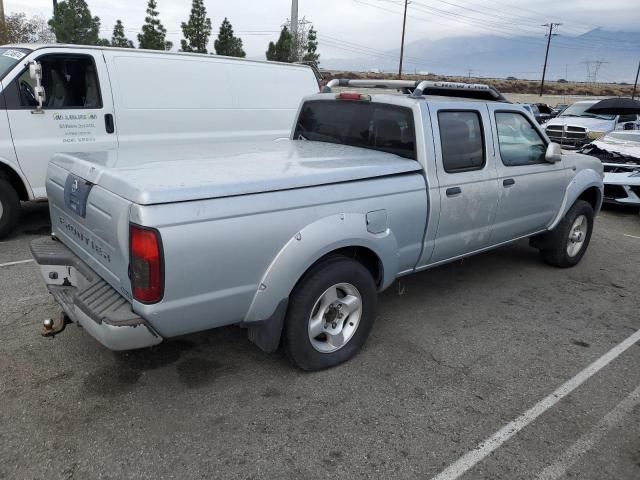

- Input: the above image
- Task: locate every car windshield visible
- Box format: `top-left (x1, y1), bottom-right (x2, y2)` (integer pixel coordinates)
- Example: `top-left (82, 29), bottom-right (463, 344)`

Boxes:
top-left (560, 102), bottom-right (615, 120)
top-left (0, 48), bottom-right (30, 79)
top-left (294, 100), bottom-right (417, 160)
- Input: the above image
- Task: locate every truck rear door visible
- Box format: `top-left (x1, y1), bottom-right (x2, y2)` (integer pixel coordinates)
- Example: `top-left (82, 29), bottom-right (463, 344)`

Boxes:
top-left (425, 102), bottom-right (500, 264)
top-left (5, 48), bottom-right (117, 198)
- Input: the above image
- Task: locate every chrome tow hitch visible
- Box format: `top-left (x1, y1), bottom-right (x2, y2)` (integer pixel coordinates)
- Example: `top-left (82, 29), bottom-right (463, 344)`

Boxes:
top-left (41, 313), bottom-right (69, 337)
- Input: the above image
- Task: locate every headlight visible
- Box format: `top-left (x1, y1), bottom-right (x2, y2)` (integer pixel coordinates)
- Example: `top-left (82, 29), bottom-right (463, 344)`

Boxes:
top-left (586, 130), bottom-right (606, 140)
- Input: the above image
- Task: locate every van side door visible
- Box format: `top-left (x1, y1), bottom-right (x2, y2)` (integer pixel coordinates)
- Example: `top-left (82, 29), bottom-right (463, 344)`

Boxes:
top-left (422, 103), bottom-right (500, 265)
top-left (486, 106), bottom-right (570, 245)
top-left (4, 49), bottom-right (117, 199)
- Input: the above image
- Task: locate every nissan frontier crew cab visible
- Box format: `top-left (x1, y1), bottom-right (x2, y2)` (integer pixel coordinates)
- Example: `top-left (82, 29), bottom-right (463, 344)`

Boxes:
top-left (31, 80), bottom-right (604, 371)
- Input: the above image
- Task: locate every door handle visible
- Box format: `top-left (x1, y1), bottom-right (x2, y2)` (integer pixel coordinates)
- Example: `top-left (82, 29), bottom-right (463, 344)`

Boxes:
top-left (446, 186), bottom-right (462, 197)
top-left (104, 113), bottom-right (114, 134)
top-left (503, 178), bottom-right (515, 187)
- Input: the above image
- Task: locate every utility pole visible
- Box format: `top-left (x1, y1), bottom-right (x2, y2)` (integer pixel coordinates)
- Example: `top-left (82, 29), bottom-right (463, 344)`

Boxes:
top-left (539, 22), bottom-right (561, 97)
top-left (632, 60), bottom-right (639, 99)
top-left (398, 0), bottom-right (408, 79)
top-left (290, 0), bottom-right (298, 61)
top-left (467, 69), bottom-right (473, 80)
top-left (0, 0), bottom-right (5, 35)
top-left (53, 0), bottom-right (58, 12)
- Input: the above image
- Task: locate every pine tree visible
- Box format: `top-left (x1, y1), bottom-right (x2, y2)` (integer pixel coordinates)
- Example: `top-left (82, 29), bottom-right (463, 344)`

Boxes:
top-left (48, 0), bottom-right (107, 45)
top-left (214, 18), bottom-right (246, 58)
top-left (266, 26), bottom-right (294, 63)
top-left (111, 20), bottom-right (134, 48)
top-left (302, 26), bottom-right (319, 64)
top-left (138, 0), bottom-right (173, 51)
top-left (180, 0), bottom-right (212, 53)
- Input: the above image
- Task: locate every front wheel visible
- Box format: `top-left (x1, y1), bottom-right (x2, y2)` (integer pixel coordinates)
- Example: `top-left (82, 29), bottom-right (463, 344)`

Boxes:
top-left (283, 255), bottom-right (377, 371)
top-left (539, 199), bottom-right (594, 268)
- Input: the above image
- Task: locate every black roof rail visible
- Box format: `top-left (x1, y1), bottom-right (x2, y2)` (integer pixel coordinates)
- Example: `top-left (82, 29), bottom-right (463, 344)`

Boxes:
top-left (322, 78), bottom-right (509, 102)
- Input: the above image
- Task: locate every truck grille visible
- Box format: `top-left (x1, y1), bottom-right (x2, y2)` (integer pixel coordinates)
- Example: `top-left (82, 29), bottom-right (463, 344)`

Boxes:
top-left (545, 125), bottom-right (588, 146)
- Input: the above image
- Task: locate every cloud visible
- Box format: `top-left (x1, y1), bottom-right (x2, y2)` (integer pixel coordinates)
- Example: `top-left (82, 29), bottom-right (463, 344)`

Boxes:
top-left (6, 0), bottom-right (639, 61)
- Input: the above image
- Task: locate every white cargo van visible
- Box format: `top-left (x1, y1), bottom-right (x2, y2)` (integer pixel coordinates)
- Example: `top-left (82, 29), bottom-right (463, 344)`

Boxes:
top-left (0, 44), bottom-right (319, 238)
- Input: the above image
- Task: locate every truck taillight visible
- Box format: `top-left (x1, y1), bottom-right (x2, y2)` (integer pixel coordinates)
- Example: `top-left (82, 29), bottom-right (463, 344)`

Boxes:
top-left (336, 91), bottom-right (371, 101)
top-left (129, 224), bottom-right (164, 304)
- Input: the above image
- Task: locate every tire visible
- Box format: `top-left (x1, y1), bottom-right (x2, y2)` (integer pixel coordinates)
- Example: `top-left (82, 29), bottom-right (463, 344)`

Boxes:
top-left (0, 178), bottom-right (21, 240)
top-left (283, 255), bottom-right (377, 371)
top-left (540, 200), bottom-right (594, 268)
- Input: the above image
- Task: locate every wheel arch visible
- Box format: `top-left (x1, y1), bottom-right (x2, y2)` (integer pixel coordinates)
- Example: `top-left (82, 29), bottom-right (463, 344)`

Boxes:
top-left (549, 169), bottom-right (603, 231)
top-left (243, 213), bottom-right (398, 325)
top-left (0, 160), bottom-right (31, 201)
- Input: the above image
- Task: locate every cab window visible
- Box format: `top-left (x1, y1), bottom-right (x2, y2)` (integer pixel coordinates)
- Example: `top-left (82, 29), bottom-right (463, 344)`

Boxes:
top-left (495, 112), bottom-right (547, 166)
top-left (438, 110), bottom-right (485, 173)
top-left (16, 54), bottom-right (102, 109)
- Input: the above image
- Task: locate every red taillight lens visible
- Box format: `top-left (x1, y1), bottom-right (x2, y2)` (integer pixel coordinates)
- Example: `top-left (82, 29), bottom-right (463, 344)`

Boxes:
top-left (129, 224), bottom-right (163, 304)
top-left (336, 91), bottom-right (371, 101)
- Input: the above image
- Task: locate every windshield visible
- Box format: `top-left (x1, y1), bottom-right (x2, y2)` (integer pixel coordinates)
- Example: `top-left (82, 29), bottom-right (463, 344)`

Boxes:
top-left (560, 102), bottom-right (615, 120)
top-left (0, 48), bottom-right (31, 80)
top-left (294, 100), bottom-right (417, 159)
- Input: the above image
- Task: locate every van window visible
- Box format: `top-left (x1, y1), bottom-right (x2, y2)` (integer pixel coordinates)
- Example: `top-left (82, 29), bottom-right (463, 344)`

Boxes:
top-left (294, 100), bottom-right (416, 160)
top-left (16, 55), bottom-right (101, 109)
top-left (0, 48), bottom-right (31, 80)
top-left (438, 111), bottom-right (485, 173)
top-left (495, 112), bottom-right (547, 166)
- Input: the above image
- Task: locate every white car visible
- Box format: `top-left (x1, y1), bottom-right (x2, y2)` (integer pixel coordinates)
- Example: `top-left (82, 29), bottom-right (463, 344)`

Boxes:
top-left (545, 100), bottom-right (640, 149)
top-left (581, 131), bottom-right (640, 206)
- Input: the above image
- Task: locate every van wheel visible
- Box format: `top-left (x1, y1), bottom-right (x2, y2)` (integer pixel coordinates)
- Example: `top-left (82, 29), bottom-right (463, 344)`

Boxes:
top-left (540, 200), bottom-right (594, 268)
top-left (0, 178), bottom-right (21, 239)
top-left (283, 255), bottom-right (377, 371)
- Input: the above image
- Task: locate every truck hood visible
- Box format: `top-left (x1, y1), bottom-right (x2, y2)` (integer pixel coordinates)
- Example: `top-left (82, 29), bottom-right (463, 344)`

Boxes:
top-left (546, 116), bottom-right (614, 132)
top-left (51, 140), bottom-right (422, 205)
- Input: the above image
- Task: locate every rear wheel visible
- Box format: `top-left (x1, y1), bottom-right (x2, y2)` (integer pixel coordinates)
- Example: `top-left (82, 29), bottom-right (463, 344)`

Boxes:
top-left (0, 178), bottom-right (20, 239)
top-left (539, 199), bottom-right (594, 268)
top-left (283, 255), bottom-right (377, 371)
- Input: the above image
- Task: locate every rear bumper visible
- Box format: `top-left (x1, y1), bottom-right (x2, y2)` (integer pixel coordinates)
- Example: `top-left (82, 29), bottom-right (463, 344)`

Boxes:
top-left (30, 237), bottom-right (163, 350)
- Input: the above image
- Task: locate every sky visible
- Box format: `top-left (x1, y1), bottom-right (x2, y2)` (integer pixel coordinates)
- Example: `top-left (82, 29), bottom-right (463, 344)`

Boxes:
top-left (7, 0), bottom-right (640, 61)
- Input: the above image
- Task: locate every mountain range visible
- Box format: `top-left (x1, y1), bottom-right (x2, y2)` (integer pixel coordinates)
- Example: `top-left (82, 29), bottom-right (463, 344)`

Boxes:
top-left (321, 28), bottom-right (640, 83)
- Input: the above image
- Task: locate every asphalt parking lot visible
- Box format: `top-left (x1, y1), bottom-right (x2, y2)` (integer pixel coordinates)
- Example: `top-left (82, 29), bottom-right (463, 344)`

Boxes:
top-left (1, 202), bottom-right (639, 480)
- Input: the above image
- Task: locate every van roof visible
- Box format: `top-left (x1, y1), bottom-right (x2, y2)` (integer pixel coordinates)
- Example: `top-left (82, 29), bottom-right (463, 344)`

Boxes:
top-left (2, 43), bottom-right (313, 69)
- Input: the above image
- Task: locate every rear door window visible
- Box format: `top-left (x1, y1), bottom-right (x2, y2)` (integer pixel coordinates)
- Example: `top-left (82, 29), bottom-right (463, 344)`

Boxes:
top-left (294, 100), bottom-right (416, 159)
top-left (438, 110), bottom-right (485, 173)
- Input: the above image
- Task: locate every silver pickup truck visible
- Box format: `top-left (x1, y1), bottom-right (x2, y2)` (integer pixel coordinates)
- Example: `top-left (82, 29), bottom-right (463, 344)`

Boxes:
top-left (31, 80), bottom-right (604, 370)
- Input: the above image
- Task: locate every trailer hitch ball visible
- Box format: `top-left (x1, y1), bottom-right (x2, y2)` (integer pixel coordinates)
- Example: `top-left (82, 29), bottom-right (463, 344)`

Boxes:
top-left (41, 313), bottom-right (68, 337)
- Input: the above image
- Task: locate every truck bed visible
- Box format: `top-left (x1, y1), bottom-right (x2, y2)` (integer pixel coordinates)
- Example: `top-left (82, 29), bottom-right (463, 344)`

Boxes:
top-left (51, 140), bottom-right (422, 205)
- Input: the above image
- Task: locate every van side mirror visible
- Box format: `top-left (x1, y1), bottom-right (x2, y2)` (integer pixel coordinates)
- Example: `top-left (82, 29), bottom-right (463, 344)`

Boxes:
top-left (545, 142), bottom-right (562, 163)
top-left (28, 61), bottom-right (45, 111)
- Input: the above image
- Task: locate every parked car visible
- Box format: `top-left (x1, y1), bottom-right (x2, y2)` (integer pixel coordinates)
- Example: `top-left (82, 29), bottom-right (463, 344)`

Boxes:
top-left (31, 80), bottom-right (604, 370)
top-left (536, 103), bottom-right (556, 121)
top-left (0, 44), bottom-right (319, 238)
top-left (580, 131), bottom-right (640, 206)
top-left (545, 100), bottom-right (640, 149)
top-left (520, 103), bottom-right (543, 124)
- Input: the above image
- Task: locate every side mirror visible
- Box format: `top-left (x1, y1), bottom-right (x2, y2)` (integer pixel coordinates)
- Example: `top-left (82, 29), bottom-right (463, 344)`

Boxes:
top-left (545, 142), bottom-right (562, 163)
top-left (28, 61), bottom-right (45, 111)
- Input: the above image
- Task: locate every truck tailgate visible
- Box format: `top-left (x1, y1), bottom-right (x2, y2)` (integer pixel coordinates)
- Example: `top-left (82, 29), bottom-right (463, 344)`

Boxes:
top-left (47, 161), bottom-right (133, 299)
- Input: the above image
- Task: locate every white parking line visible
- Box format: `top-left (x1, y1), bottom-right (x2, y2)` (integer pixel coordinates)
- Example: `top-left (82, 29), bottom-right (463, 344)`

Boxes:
top-left (623, 234), bottom-right (640, 240)
top-left (430, 327), bottom-right (640, 480)
top-left (536, 383), bottom-right (640, 480)
top-left (0, 259), bottom-right (34, 268)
